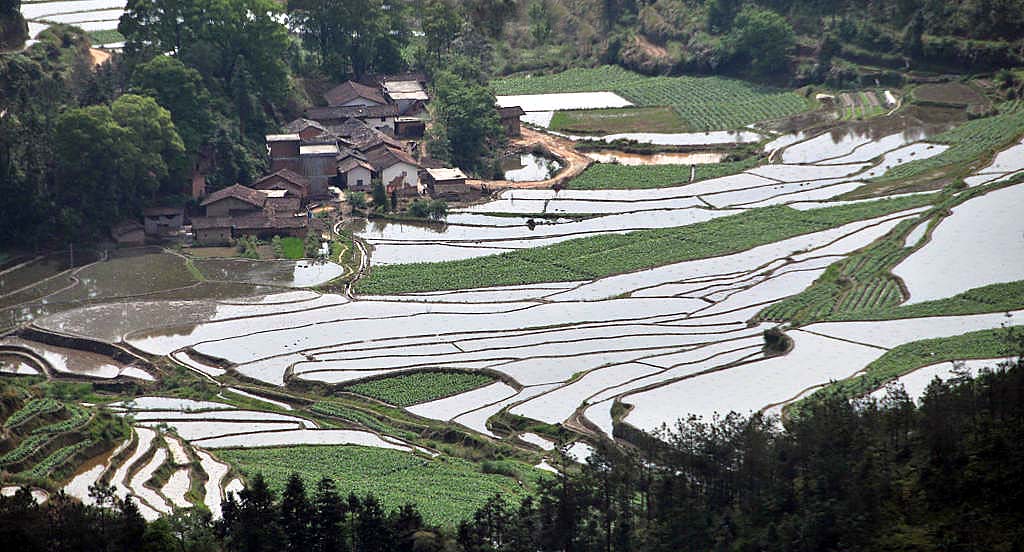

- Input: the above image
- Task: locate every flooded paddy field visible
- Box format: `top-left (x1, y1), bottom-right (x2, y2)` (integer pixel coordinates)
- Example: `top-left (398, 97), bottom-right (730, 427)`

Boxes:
top-left (3, 79), bottom-right (1022, 524)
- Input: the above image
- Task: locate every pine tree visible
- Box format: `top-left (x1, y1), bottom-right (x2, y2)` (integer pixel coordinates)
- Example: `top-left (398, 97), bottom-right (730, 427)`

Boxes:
top-left (280, 474), bottom-right (313, 552)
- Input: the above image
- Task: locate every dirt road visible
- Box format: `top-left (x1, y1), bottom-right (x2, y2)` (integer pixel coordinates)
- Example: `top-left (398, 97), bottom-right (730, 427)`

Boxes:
top-left (468, 127), bottom-right (593, 191)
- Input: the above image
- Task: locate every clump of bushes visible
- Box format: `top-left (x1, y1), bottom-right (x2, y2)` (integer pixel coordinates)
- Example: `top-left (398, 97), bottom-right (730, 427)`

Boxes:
top-left (408, 199), bottom-right (448, 220)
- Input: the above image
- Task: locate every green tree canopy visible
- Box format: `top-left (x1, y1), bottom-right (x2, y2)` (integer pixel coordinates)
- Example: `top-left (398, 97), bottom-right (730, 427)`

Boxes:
top-left (130, 56), bottom-right (214, 154)
top-left (53, 94), bottom-right (185, 236)
top-left (426, 67), bottom-right (504, 173)
top-left (290, 0), bottom-right (409, 80)
top-left (729, 6), bottom-right (795, 74)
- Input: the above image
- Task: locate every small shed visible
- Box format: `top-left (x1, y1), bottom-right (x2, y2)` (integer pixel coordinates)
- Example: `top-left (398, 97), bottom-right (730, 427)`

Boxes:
top-left (142, 206), bottom-right (184, 237)
top-left (284, 118), bottom-right (329, 142)
top-left (422, 167), bottom-right (469, 200)
top-left (110, 220), bottom-right (145, 246)
top-left (395, 117), bottom-right (426, 138)
top-left (498, 106), bottom-right (526, 137)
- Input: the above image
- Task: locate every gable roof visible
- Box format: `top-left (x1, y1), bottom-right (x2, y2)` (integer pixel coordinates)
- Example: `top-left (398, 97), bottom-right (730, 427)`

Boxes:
top-left (200, 184), bottom-right (267, 208)
top-left (327, 118), bottom-right (404, 151)
top-left (307, 104), bottom-right (398, 121)
top-left (284, 118), bottom-right (327, 134)
top-left (323, 81), bottom-right (387, 107)
top-left (366, 146), bottom-right (419, 171)
top-left (253, 168), bottom-right (310, 189)
top-left (338, 157), bottom-right (374, 173)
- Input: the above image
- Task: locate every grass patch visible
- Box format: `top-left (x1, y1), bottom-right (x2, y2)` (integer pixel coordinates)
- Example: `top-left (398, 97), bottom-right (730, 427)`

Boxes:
top-left (309, 401), bottom-right (418, 440)
top-left (86, 29), bottom-right (124, 45)
top-left (795, 328), bottom-right (1015, 415)
top-left (344, 371), bottom-right (495, 407)
top-left (217, 445), bottom-right (535, 526)
top-left (356, 195), bottom-right (938, 295)
top-left (550, 106), bottom-right (687, 134)
top-left (274, 236), bottom-right (305, 260)
top-left (494, 66), bottom-right (811, 131)
top-left (567, 157), bottom-right (760, 190)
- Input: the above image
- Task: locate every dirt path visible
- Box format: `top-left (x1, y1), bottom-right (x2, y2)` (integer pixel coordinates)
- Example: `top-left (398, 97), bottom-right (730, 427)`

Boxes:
top-left (89, 48), bottom-right (110, 67)
top-left (468, 127), bottom-right (593, 191)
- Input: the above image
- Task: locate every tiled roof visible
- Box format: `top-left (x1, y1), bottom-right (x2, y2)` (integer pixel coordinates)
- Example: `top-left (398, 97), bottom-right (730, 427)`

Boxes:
top-left (284, 118), bottom-right (327, 133)
top-left (190, 216), bottom-right (233, 230)
top-left (366, 146), bottom-right (419, 170)
top-left (253, 168), bottom-right (310, 188)
top-left (200, 184), bottom-right (267, 208)
top-left (307, 104), bottom-right (398, 121)
top-left (323, 81), bottom-right (387, 107)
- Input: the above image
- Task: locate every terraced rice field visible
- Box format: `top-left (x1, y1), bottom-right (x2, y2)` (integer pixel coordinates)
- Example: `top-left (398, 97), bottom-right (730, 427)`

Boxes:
top-left (19, 0), bottom-right (127, 45)
top-left (495, 66), bottom-right (811, 133)
top-left (2, 71), bottom-right (1022, 524)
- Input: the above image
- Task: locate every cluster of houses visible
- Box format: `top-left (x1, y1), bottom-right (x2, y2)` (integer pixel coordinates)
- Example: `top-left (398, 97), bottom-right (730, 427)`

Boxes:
top-left (113, 73), bottom-right (526, 248)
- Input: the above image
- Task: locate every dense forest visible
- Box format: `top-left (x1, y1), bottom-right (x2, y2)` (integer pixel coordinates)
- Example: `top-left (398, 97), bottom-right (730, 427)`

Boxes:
top-left (3, 337), bottom-right (1021, 551)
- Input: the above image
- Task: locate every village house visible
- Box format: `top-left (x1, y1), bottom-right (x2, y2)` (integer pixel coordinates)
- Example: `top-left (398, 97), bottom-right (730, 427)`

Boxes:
top-left (252, 168), bottom-right (311, 200)
top-left (142, 206), bottom-right (184, 238)
top-left (110, 220), bottom-right (145, 246)
top-left (421, 167), bottom-right (469, 200)
top-left (366, 146), bottom-right (421, 196)
top-left (192, 184), bottom-right (308, 246)
top-left (299, 143), bottom-right (339, 198)
top-left (323, 81), bottom-right (387, 107)
top-left (337, 156), bottom-right (374, 192)
top-left (201, 184), bottom-right (268, 217)
top-left (284, 118), bottom-right (329, 142)
top-left (305, 104), bottom-right (398, 134)
top-left (381, 73), bottom-right (429, 115)
top-left (266, 134), bottom-right (302, 174)
top-left (191, 217), bottom-right (232, 246)
top-left (498, 106), bottom-right (526, 137)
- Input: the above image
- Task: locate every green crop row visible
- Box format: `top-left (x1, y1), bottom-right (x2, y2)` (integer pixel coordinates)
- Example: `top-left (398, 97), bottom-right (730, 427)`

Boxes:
top-left (492, 66), bottom-right (648, 95)
top-left (310, 402), bottom-right (418, 439)
top-left (0, 434), bottom-right (52, 466)
top-left (617, 77), bottom-right (810, 131)
top-left (793, 328), bottom-right (1015, 417)
top-left (568, 156), bottom-right (761, 190)
top-left (23, 438), bottom-right (93, 480)
top-left (218, 445), bottom-right (534, 525)
top-left (344, 371), bottom-right (495, 407)
top-left (31, 403), bottom-right (90, 435)
top-left (356, 195), bottom-right (938, 295)
top-left (493, 66), bottom-right (811, 130)
top-left (875, 101), bottom-right (1024, 182)
top-left (3, 398), bottom-right (63, 429)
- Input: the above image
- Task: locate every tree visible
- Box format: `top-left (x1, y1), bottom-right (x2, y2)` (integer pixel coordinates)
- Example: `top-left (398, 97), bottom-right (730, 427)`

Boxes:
top-left (280, 474), bottom-right (313, 552)
top-left (426, 67), bottom-right (504, 173)
top-left (422, 0), bottom-right (461, 63)
top-left (729, 6), bottom-right (795, 75)
top-left (131, 56), bottom-right (214, 154)
top-left (120, 0), bottom-right (291, 102)
top-left (528, 0), bottom-right (552, 44)
top-left (290, 0), bottom-right (408, 80)
top-left (371, 178), bottom-right (387, 210)
top-left (53, 95), bottom-right (185, 237)
top-left (311, 478), bottom-right (347, 552)
top-left (109, 93), bottom-right (187, 194)
top-left (706, 0), bottom-right (741, 32)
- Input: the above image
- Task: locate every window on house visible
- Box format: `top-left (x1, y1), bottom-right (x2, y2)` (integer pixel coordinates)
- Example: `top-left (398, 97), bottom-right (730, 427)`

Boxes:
top-left (356, 179), bottom-right (364, 187)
